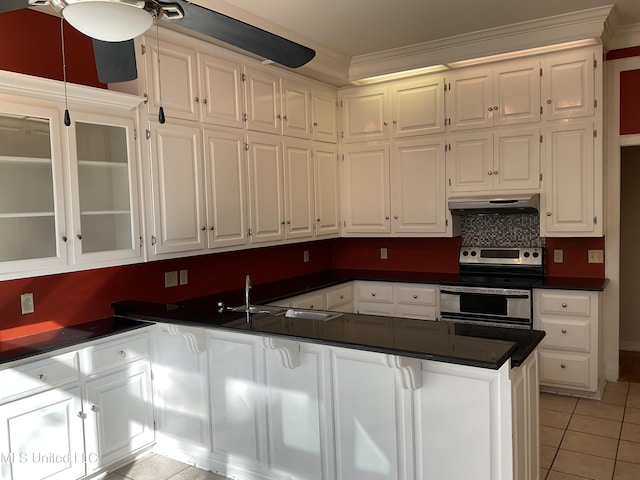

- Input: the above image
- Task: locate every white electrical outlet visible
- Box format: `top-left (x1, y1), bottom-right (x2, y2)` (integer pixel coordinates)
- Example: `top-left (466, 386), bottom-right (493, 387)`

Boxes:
top-left (165, 271), bottom-right (178, 288)
top-left (553, 249), bottom-right (563, 263)
top-left (303, 250), bottom-right (309, 262)
top-left (21, 293), bottom-right (34, 314)
top-left (588, 249), bottom-right (604, 263)
top-left (179, 269), bottom-right (188, 285)
top-left (380, 247), bottom-right (388, 260)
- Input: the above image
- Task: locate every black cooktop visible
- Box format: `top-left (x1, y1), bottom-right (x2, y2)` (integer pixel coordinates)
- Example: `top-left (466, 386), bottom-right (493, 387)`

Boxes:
top-left (442, 274), bottom-right (543, 289)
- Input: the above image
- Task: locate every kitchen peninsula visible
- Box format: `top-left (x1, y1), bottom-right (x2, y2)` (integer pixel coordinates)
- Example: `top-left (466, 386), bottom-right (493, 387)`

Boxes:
top-left (112, 275), bottom-right (545, 480)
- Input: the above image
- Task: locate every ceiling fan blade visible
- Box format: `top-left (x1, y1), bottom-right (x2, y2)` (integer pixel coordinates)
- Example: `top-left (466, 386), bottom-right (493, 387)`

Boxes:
top-left (160, 0), bottom-right (315, 68)
top-left (92, 38), bottom-right (138, 83)
top-left (0, 0), bottom-right (32, 13)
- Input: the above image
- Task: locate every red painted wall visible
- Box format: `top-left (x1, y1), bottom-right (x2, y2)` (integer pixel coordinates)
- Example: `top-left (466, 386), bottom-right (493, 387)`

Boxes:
top-left (0, 9), bottom-right (105, 88)
top-left (0, 242), bottom-right (333, 341)
top-left (619, 69), bottom-right (640, 135)
top-left (544, 237), bottom-right (605, 278)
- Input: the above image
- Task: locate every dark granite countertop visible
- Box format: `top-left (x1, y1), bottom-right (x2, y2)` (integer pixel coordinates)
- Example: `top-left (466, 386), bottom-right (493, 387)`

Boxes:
top-left (0, 317), bottom-right (154, 366)
top-left (536, 276), bottom-right (608, 291)
top-left (113, 300), bottom-right (544, 370)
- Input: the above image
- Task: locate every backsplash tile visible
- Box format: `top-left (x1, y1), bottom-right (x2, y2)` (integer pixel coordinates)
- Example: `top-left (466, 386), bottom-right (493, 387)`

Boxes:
top-left (461, 213), bottom-right (545, 247)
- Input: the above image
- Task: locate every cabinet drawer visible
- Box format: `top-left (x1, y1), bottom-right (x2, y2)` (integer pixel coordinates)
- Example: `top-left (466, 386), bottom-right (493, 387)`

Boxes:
top-left (0, 351), bottom-right (79, 401)
top-left (356, 284), bottom-right (393, 303)
top-left (83, 332), bottom-right (150, 376)
top-left (396, 285), bottom-right (438, 306)
top-left (395, 305), bottom-right (438, 321)
top-left (538, 292), bottom-right (592, 317)
top-left (326, 284), bottom-right (353, 309)
top-left (539, 351), bottom-right (591, 388)
top-left (540, 317), bottom-right (590, 352)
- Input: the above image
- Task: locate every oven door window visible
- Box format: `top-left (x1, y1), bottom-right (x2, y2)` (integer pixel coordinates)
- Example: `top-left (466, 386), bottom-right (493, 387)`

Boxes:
top-left (460, 293), bottom-right (507, 316)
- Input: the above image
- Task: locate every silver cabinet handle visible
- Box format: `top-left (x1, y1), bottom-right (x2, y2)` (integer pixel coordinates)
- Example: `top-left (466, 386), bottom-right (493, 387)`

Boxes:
top-left (201, 226), bottom-right (206, 231)
top-left (546, 212), bottom-right (552, 216)
top-left (562, 303), bottom-right (567, 308)
top-left (413, 294), bottom-right (418, 299)
top-left (385, 216), bottom-right (390, 220)
top-left (488, 171), bottom-right (493, 175)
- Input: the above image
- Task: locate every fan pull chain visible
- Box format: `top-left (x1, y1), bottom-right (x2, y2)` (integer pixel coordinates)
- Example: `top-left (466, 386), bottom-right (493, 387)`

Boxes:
top-left (60, 18), bottom-right (71, 127)
top-left (155, 18), bottom-right (165, 124)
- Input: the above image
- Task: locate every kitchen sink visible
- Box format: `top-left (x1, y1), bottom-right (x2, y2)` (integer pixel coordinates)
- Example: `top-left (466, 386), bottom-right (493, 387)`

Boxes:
top-left (281, 309), bottom-right (342, 321)
top-left (233, 305), bottom-right (286, 315)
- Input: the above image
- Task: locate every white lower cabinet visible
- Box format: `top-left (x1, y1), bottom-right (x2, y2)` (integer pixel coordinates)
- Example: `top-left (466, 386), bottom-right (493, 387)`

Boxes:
top-left (354, 281), bottom-right (439, 320)
top-left (534, 288), bottom-right (604, 397)
top-left (0, 328), bottom-right (154, 480)
top-left (151, 324), bottom-right (537, 480)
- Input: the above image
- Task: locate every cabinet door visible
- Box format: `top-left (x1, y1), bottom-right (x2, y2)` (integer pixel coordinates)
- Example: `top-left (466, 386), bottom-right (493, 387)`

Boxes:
top-left (149, 121), bottom-right (206, 254)
top-left (446, 68), bottom-right (493, 131)
top-left (84, 361), bottom-right (154, 472)
top-left (312, 87), bottom-right (337, 143)
top-left (339, 85), bottom-right (389, 142)
top-left (204, 127), bottom-right (249, 249)
top-left (314, 143), bottom-right (340, 237)
top-left (541, 121), bottom-right (596, 235)
top-left (331, 348), bottom-right (401, 480)
top-left (283, 139), bottom-right (314, 239)
top-left (541, 49), bottom-right (595, 121)
top-left (281, 78), bottom-right (311, 139)
top-left (208, 332), bottom-right (264, 468)
top-left (493, 126), bottom-right (540, 191)
top-left (0, 386), bottom-right (85, 480)
top-left (446, 131), bottom-right (493, 193)
top-left (391, 75), bottom-right (445, 137)
top-left (493, 59), bottom-right (540, 126)
top-left (198, 53), bottom-right (244, 128)
top-left (247, 133), bottom-right (285, 243)
top-left (245, 66), bottom-right (281, 135)
top-left (264, 342), bottom-right (328, 480)
top-left (143, 36), bottom-right (199, 122)
top-left (66, 110), bottom-right (141, 264)
top-left (0, 102), bottom-right (67, 277)
top-left (392, 136), bottom-right (447, 234)
top-left (340, 144), bottom-right (390, 234)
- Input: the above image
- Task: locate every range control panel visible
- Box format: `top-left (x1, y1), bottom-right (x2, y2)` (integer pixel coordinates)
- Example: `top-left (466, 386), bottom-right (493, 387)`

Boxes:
top-left (459, 247), bottom-right (543, 266)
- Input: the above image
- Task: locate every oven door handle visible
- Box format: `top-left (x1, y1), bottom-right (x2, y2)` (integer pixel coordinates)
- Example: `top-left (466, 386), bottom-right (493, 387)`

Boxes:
top-left (440, 290), bottom-right (530, 299)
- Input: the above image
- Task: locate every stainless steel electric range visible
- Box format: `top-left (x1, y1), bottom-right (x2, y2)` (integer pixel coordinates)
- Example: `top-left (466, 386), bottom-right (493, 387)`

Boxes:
top-left (440, 246), bottom-right (544, 329)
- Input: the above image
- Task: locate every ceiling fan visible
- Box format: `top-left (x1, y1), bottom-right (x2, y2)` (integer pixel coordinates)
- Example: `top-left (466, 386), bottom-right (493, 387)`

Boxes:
top-left (0, 0), bottom-right (316, 84)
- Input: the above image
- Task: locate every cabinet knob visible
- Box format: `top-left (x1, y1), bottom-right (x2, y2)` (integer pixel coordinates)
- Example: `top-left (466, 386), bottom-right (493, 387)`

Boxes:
top-left (277, 114), bottom-right (282, 119)
top-left (393, 120), bottom-right (397, 125)
top-left (77, 411), bottom-right (86, 419)
top-left (562, 303), bottom-right (567, 308)
top-left (340, 295), bottom-right (344, 299)
top-left (283, 115), bottom-right (288, 120)
top-left (413, 294), bottom-right (418, 299)
top-left (119, 350), bottom-right (127, 358)
top-left (201, 226), bottom-right (206, 231)
top-left (61, 235), bottom-right (68, 242)
top-left (561, 329), bottom-right (567, 334)
top-left (248, 228), bottom-right (253, 236)
top-left (488, 107), bottom-right (493, 112)
top-left (493, 171), bottom-right (498, 175)
top-left (317, 218), bottom-right (321, 222)
top-left (560, 364), bottom-right (566, 369)
top-left (38, 373), bottom-right (45, 380)
top-left (394, 215), bottom-right (399, 219)
top-left (91, 405), bottom-right (98, 412)
top-left (286, 221), bottom-right (291, 225)
top-left (202, 98), bottom-right (208, 104)
top-left (76, 234), bottom-right (82, 240)
top-left (310, 304), bottom-right (314, 308)
top-left (547, 99), bottom-right (552, 104)
top-left (195, 96), bottom-right (199, 103)
top-left (493, 105), bottom-right (498, 111)
top-left (371, 292), bottom-right (376, 297)
top-left (313, 122), bottom-right (318, 126)
top-left (546, 212), bottom-right (552, 216)
top-left (385, 216), bottom-right (390, 220)
top-left (488, 171), bottom-right (493, 175)
top-left (210, 226), bottom-right (215, 231)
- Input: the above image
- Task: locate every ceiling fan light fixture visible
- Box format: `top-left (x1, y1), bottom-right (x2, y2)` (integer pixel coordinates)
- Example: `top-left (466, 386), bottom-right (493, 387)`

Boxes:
top-left (56, 0), bottom-right (153, 42)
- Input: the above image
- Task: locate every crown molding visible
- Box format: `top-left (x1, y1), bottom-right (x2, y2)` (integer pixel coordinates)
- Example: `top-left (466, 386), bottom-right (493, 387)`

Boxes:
top-left (607, 23), bottom-right (640, 51)
top-left (349, 5), bottom-right (614, 82)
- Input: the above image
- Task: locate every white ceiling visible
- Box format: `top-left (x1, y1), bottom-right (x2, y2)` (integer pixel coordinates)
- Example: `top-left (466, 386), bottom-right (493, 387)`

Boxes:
top-left (209, 0), bottom-right (640, 58)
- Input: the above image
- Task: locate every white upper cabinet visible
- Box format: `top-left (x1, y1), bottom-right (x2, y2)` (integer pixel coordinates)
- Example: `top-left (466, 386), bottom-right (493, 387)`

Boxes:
top-left (541, 120), bottom-right (599, 236)
top-left (446, 59), bottom-right (540, 131)
top-left (244, 66), bottom-right (281, 135)
top-left (65, 110), bottom-right (141, 265)
top-left (281, 77), bottom-right (312, 139)
top-left (392, 136), bottom-right (449, 234)
top-left (198, 53), bottom-right (245, 128)
top-left (0, 101), bottom-right (67, 277)
top-left (204, 127), bottom-right (249, 249)
top-left (390, 75), bottom-right (445, 137)
top-left (447, 126), bottom-right (540, 193)
top-left (143, 37), bottom-right (200, 122)
top-left (247, 133), bottom-right (286, 243)
top-left (313, 143), bottom-right (340, 237)
top-left (283, 138), bottom-right (315, 240)
top-left (340, 143), bottom-right (391, 234)
top-left (339, 75), bottom-right (445, 142)
top-left (148, 120), bottom-right (207, 254)
top-left (311, 87), bottom-right (338, 143)
top-left (541, 49), bottom-right (595, 121)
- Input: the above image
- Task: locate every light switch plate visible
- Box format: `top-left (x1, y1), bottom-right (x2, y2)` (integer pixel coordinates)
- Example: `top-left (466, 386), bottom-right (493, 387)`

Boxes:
top-left (165, 271), bottom-right (178, 288)
top-left (179, 269), bottom-right (188, 285)
top-left (553, 249), bottom-right (563, 263)
top-left (588, 249), bottom-right (604, 263)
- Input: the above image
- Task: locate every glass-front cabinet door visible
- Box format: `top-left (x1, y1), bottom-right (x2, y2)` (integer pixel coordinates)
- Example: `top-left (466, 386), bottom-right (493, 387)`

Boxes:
top-left (0, 101), bottom-right (67, 276)
top-left (66, 110), bottom-right (141, 264)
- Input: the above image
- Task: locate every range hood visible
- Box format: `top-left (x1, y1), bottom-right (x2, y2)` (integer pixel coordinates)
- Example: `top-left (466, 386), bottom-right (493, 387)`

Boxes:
top-left (448, 193), bottom-right (540, 215)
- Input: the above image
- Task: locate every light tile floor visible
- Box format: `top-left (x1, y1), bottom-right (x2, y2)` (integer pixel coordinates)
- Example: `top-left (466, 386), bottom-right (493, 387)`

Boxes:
top-left (107, 381), bottom-right (640, 480)
top-left (540, 381), bottom-right (640, 480)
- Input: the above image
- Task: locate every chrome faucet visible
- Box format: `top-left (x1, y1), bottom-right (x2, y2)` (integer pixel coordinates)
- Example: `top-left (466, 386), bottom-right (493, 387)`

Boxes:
top-left (245, 274), bottom-right (252, 312)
